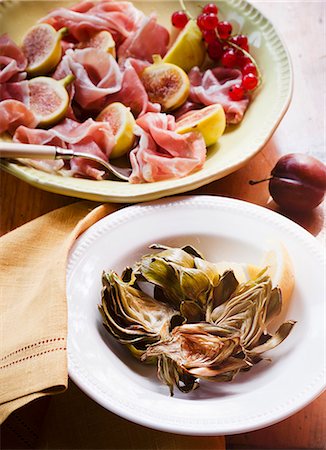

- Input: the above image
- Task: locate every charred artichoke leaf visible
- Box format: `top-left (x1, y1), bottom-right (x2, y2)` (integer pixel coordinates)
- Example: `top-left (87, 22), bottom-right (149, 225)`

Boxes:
top-left (135, 256), bottom-right (213, 309)
top-left (211, 277), bottom-right (273, 349)
top-left (181, 245), bottom-right (205, 259)
top-left (194, 257), bottom-right (220, 286)
top-left (265, 287), bottom-right (282, 324)
top-left (247, 321), bottom-right (296, 356)
top-left (147, 244), bottom-right (196, 268)
top-left (189, 356), bottom-right (251, 378)
top-left (121, 266), bottom-right (137, 285)
top-left (180, 301), bottom-right (204, 323)
top-left (180, 268), bottom-right (212, 306)
top-left (156, 354), bottom-right (199, 395)
top-left (135, 258), bottom-right (184, 306)
top-left (212, 270), bottom-right (239, 308)
top-left (100, 271), bottom-right (178, 348)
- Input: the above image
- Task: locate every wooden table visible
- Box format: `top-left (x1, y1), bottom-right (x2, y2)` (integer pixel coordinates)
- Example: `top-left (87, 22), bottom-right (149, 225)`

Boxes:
top-left (1, 1), bottom-right (325, 449)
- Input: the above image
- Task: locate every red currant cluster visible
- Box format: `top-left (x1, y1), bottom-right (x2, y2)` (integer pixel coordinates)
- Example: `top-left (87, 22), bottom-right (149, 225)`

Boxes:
top-left (171, 3), bottom-right (260, 101)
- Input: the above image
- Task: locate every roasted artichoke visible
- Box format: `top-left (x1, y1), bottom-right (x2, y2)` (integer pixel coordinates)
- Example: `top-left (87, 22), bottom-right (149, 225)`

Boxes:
top-left (99, 245), bottom-right (295, 395)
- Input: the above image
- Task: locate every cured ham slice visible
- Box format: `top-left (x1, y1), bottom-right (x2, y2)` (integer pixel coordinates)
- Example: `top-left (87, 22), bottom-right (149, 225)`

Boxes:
top-left (129, 112), bottom-right (206, 183)
top-left (0, 100), bottom-right (37, 134)
top-left (189, 67), bottom-right (250, 124)
top-left (108, 58), bottom-right (160, 117)
top-left (40, 1), bottom-right (145, 43)
top-left (0, 81), bottom-right (29, 104)
top-left (118, 15), bottom-right (169, 62)
top-left (54, 48), bottom-right (122, 110)
top-left (14, 118), bottom-right (115, 179)
top-left (0, 35), bottom-right (27, 83)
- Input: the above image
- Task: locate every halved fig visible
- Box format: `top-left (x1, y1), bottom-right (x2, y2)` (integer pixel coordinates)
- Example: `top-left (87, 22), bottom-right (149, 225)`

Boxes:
top-left (141, 55), bottom-right (190, 111)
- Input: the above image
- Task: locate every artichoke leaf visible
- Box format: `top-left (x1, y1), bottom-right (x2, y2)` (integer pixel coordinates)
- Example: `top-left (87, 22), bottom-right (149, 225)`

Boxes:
top-left (265, 287), bottom-right (282, 324)
top-left (247, 321), bottom-right (296, 356)
top-left (211, 270), bottom-right (239, 310)
top-left (136, 258), bottom-right (184, 306)
top-left (180, 268), bottom-right (212, 306)
top-left (148, 244), bottom-right (196, 268)
top-left (137, 258), bottom-right (213, 308)
top-left (156, 355), bottom-right (199, 396)
top-left (189, 356), bottom-right (251, 378)
top-left (121, 266), bottom-right (137, 285)
top-left (180, 301), bottom-right (204, 323)
top-left (194, 257), bottom-right (220, 286)
top-left (181, 245), bottom-right (205, 260)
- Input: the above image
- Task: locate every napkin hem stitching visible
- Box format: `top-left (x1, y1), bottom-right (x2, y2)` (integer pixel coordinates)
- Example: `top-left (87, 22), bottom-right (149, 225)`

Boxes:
top-left (0, 338), bottom-right (66, 362)
top-left (0, 348), bottom-right (66, 370)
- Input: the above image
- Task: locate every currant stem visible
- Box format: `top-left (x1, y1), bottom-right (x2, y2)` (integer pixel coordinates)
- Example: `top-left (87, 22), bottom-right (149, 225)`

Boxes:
top-left (179, 0), bottom-right (194, 19)
top-left (249, 177), bottom-right (273, 185)
top-left (226, 40), bottom-right (262, 87)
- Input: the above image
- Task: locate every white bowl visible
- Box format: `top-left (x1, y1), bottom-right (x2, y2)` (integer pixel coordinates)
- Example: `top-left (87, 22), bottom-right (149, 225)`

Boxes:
top-left (67, 196), bottom-right (325, 435)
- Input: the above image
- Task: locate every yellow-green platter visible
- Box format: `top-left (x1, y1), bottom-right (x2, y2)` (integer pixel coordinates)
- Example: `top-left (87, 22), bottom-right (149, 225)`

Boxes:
top-left (0, 0), bottom-right (293, 203)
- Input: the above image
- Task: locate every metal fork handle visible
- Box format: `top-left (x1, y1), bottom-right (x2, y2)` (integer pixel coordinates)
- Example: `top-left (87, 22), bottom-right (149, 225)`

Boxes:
top-left (0, 142), bottom-right (59, 159)
top-left (0, 142), bottom-right (131, 181)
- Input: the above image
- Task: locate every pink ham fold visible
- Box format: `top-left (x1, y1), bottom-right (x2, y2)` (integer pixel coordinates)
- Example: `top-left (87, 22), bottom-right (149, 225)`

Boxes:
top-left (118, 14), bottom-right (169, 62)
top-left (0, 81), bottom-right (29, 104)
top-left (0, 100), bottom-right (37, 134)
top-left (129, 112), bottom-right (206, 183)
top-left (108, 58), bottom-right (160, 117)
top-left (14, 118), bottom-right (115, 179)
top-left (189, 67), bottom-right (250, 124)
top-left (53, 48), bottom-right (122, 111)
top-left (40, 0), bottom-right (145, 43)
top-left (0, 34), bottom-right (27, 83)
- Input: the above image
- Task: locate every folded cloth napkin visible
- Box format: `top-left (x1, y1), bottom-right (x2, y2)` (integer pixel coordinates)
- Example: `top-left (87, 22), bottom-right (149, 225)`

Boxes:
top-left (0, 201), bottom-right (118, 423)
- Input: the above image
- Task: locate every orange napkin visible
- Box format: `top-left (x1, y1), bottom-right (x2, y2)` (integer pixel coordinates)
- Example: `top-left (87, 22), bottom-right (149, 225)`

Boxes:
top-left (0, 201), bottom-right (225, 450)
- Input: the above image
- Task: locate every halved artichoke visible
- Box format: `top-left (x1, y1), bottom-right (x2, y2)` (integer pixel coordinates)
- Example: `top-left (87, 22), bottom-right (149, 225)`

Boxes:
top-left (99, 271), bottom-right (179, 356)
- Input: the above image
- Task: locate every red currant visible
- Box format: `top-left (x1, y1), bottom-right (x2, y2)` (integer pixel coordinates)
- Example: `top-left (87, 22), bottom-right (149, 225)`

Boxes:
top-left (230, 34), bottom-right (249, 52)
top-left (222, 48), bottom-right (237, 68)
top-left (201, 13), bottom-right (219, 30)
top-left (203, 3), bottom-right (219, 15)
top-left (229, 84), bottom-right (244, 101)
top-left (242, 73), bottom-right (259, 90)
top-left (203, 29), bottom-right (217, 44)
top-left (171, 11), bottom-right (189, 29)
top-left (239, 55), bottom-right (251, 67)
top-left (207, 40), bottom-right (223, 60)
top-left (242, 62), bottom-right (258, 76)
top-left (217, 21), bottom-right (232, 39)
top-left (234, 49), bottom-right (244, 66)
top-left (197, 13), bottom-right (207, 30)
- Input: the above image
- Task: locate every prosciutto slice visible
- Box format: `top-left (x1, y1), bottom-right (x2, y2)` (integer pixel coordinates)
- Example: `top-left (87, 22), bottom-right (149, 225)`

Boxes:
top-left (108, 58), bottom-right (160, 117)
top-left (118, 14), bottom-right (169, 62)
top-left (0, 100), bottom-right (37, 134)
top-left (189, 67), bottom-right (250, 124)
top-left (0, 34), bottom-right (27, 83)
top-left (129, 112), bottom-right (206, 183)
top-left (54, 48), bottom-right (122, 110)
top-left (0, 80), bottom-right (29, 104)
top-left (14, 118), bottom-right (115, 179)
top-left (40, 0), bottom-right (145, 43)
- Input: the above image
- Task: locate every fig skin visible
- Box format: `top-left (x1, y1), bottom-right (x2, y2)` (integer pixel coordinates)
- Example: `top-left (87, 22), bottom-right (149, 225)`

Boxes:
top-left (270, 154), bottom-right (326, 212)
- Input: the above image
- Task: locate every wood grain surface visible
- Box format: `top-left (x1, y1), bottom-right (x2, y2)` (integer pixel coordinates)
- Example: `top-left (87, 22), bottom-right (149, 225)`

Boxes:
top-left (0, 1), bottom-right (325, 449)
